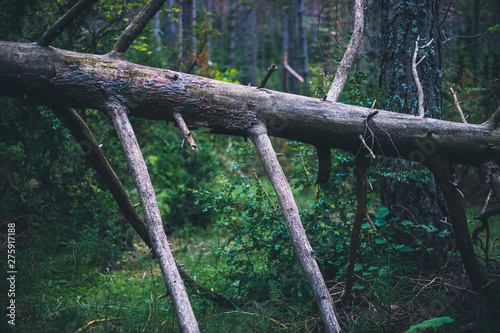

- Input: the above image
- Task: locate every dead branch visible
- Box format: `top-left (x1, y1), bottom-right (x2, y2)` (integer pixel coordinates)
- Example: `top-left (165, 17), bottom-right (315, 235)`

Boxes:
top-left (342, 155), bottom-right (368, 302)
top-left (412, 36), bottom-right (434, 117)
top-left (247, 122), bottom-right (340, 333)
top-left (50, 106), bottom-right (151, 247)
top-left (450, 87), bottom-right (467, 123)
top-left (326, 0), bottom-right (364, 102)
top-left (107, 102), bottom-right (199, 333)
top-left (37, 0), bottom-right (97, 47)
top-left (173, 112), bottom-right (198, 151)
top-left (111, 0), bottom-right (166, 54)
top-left (258, 64), bottom-right (278, 89)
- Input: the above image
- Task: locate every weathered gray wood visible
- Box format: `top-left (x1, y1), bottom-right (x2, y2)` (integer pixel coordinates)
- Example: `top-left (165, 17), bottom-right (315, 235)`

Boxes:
top-left (248, 122), bottom-right (341, 333)
top-left (0, 41), bottom-right (499, 167)
top-left (108, 102), bottom-right (199, 333)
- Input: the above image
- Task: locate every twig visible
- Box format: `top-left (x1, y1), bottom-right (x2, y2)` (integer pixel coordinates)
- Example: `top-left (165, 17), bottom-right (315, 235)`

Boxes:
top-left (213, 311), bottom-right (288, 329)
top-left (258, 64), bottom-right (278, 88)
top-left (76, 318), bottom-right (117, 332)
top-left (326, 0), bottom-right (365, 102)
top-left (173, 112), bottom-right (198, 151)
top-left (365, 213), bottom-right (377, 231)
top-left (111, 0), bottom-right (166, 54)
top-left (438, 243), bottom-right (456, 295)
top-left (283, 52), bottom-right (304, 83)
top-left (37, 0), bottom-right (97, 47)
top-left (412, 36), bottom-right (434, 117)
top-left (450, 87), bottom-right (467, 123)
top-left (358, 135), bottom-right (376, 159)
top-left (140, 292), bottom-right (154, 333)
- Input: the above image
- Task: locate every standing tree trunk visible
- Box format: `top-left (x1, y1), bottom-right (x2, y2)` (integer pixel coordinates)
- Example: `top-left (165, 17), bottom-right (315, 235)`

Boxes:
top-left (379, 0), bottom-right (444, 230)
top-left (298, 0), bottom-right (309, 94)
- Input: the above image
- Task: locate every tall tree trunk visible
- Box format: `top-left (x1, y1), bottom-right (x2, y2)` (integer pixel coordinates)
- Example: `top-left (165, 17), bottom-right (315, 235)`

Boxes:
top-left (298, 0), bottom-right (309, 94)
top-left (379, 0), bottom-right (444, 231)
top-left (182, 0), bottom-right (196, 56)
top-left (251, 6), bottom-right (258, 86)
top-left (228, 2), bottom-right (237, 69)
top-left (474, 0), bottom-right (481, 69)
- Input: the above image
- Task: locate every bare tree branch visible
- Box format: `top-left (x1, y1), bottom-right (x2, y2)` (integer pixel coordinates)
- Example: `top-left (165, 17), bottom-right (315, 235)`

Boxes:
top-left (326, 0), bottom-right (364, 102)
top-left (412, 36), bottom-right (434, 117)
top-left (37, 0), bottom-right (98, 47)
top-left (247, 122), bottom-right (341, 333)
top-left (111, 0), bottom-right (166, 55)
top-left (173, 112), bottom-right (198, 150)
top-left (107, 102), bottom-right (199, 333)
top-left (50, 106), bottom-right (152, 247)
top-left (450, 87), bottom-right (467, 123)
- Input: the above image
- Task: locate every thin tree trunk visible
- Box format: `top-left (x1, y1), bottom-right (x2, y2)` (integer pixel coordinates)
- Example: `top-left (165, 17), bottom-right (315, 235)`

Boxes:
top-left (228, 2), bottom-right (237, 68)
top-left (428, 156), bottom-right (488, 289)
top-left (342, 154), bottom-right (367, 302)
top-left (251, 6), bottom-right (258, 86)
top-left (247, 122), bottom-right (341, 333)
top-left (298, 0), bottom-right (309, 91)
top-left (107, 102), bottom-right (199, 333)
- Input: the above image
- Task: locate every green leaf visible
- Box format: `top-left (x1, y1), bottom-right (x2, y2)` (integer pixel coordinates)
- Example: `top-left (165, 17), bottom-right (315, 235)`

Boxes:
top-left (354, 263), bottom-right (363, 271)
top-left (375, 238), bottom-right (386, 244)
top-left (375, 206), bottom-right (389, 218)
top-left (405, 316), bottom-right (454, 333)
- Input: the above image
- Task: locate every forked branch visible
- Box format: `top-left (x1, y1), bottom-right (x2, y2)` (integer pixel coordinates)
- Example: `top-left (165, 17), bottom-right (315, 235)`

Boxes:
top-left (412, 36), bottom-right (434, 117)
top-left (247, 122), bottom-right (341, 333)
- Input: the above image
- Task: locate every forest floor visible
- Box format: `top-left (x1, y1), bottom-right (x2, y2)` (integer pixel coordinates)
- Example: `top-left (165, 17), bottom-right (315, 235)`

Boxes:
top-left (14, 223), bottom-right (500, 333)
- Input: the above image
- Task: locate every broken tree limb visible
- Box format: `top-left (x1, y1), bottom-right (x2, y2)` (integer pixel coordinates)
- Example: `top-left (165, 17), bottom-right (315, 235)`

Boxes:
top-left (111, 0), bottom-right (166, 55)
top-left (247, 122), bottom-right (341, 333)
top-left (0, 41), bottom-right (500, 167)
top-left (37, 0), bottom-right (97, 47)
top-left (258, 64), bottom-right (278, 89)
top-left (173, 112), bottom-right (198, 150)
top-left (326, 0), bottom-right (364, 102)
top-left (106, 102), bottom-right (199, 333)
top-left (450, 87), bottom-right (467, 123)
top-left (50, 106), bottom-right (151, 247)
top-left (315, 146), bottom-right (332, 184)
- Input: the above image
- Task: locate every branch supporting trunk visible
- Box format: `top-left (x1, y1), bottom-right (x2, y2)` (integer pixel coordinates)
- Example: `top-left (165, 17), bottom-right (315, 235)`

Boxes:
top-left (247, 122), bottom-right (341, 333)
top-left (342, 154), bottom-right (367, 302)
top-left (50, 106), bottom-right (151, 247)
top-left (106, 102), bottom-right (199, 333)
top-left (428, 156), bottom-right (488, 290)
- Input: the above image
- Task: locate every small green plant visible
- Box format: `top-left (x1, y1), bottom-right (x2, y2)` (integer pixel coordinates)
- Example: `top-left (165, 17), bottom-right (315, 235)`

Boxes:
top-left (405, 316), bottom-right (454, 333)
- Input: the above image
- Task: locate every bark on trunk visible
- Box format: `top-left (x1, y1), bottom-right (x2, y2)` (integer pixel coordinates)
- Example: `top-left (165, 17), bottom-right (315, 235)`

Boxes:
top-left (0, 41), bottom-right (499, 167)
top-left (379, 0), bottom-right (443, 228)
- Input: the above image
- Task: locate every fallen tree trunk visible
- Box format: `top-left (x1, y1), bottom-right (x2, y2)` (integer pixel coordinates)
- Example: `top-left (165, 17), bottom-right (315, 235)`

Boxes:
top-left (1, 41), bottom-right (499, 167)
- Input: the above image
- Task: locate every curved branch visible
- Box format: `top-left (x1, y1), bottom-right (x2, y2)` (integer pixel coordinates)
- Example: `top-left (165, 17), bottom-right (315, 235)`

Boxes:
top-left (37, 0), bottom-right (97, 47)
top-left (111, 0), bottom-right (166, 54)
top-left (247, 122), bottom-right (340, 333)
top-left (326, 0), bottom-right (364, 102)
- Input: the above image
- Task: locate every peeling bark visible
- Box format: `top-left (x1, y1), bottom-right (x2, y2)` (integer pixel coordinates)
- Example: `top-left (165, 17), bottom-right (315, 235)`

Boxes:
top-left (1, 41), bottom-right (499, 167)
